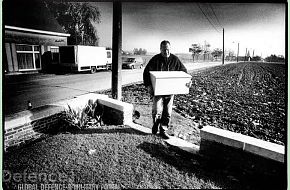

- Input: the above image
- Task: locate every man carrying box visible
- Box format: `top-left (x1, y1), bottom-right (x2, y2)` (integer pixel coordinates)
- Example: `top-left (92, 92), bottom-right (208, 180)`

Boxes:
top-left (143, 40), bottom-right (190, 139)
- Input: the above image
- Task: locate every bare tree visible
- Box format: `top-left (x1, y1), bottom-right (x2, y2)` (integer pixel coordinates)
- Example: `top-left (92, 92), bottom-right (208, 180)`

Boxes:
top-left (189, 44), bottom-right (203, 62)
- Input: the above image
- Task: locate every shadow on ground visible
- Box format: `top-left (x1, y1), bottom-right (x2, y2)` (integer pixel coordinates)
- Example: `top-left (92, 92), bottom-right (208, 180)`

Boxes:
top-left (137, 141), bottom-right (286, 190)
top-left (69, 126), bottom-right (149, 136)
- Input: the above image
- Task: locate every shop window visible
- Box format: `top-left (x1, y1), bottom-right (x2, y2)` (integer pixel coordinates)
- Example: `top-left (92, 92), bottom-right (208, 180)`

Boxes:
top-left (34, 46), bottom-right (40, 51)
top-left (17, 53), bottom-right (34, 70)
top-left (35, 54), bottom-right (41, 69)
top-left (50, 47), bottom-right (59, 63)
top-left (16, 45), bottom-right (32, 51)
top-left (107, 51), bottom-right (111, 58)
top-left (16, 44), bottom-right (41, 70)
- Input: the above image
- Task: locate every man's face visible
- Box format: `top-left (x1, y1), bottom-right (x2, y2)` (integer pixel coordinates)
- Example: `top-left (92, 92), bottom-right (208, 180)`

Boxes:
top-left (160, 43), bottom-right (171, 58)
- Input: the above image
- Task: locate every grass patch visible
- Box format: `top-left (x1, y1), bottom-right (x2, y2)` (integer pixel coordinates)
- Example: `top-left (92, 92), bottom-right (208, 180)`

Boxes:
top-left (4, 125), bottom-right (249, 189)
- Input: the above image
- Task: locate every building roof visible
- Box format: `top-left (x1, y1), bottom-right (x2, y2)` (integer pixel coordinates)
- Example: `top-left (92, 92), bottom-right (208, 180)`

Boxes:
top-left (3, 0), bottom-right (66, 34)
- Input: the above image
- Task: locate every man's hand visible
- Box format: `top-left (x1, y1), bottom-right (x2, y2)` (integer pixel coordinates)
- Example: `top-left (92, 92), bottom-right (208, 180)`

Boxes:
top-left (147, 85), bottom-right (154, 96)
top-left (185, 80), bottom-right (192, 88)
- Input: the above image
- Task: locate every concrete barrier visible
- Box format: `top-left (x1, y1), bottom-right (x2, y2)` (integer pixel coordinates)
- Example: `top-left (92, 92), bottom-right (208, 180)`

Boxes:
top-left (200, 125), bottom-right (284, 163)
top-left (199, 125), bottom-right (285, 179)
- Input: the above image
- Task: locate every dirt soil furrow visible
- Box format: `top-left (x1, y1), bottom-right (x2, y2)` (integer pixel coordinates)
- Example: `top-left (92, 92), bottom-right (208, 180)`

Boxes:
top-left (100, 62), bottom-right (286, 145)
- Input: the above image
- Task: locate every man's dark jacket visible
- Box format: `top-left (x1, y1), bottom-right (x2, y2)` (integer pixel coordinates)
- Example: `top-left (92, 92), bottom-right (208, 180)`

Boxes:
top-left (143, 53), bottom-right (187, 87)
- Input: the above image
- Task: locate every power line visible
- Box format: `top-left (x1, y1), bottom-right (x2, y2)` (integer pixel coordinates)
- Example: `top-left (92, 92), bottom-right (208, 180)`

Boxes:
top-left (196, 3), bottom-right (221, 33)
top-left (203, 3), bottom-right (222, 30)
top-left (197, 3), bottom-right (221, 33)
top-left (208, 4), bottom-right (223, 29)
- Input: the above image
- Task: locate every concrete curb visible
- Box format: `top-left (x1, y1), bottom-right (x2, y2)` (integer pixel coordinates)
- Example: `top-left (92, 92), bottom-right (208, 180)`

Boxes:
top-left (200, 125), bottom-right (285, 163)
top-left (5, 94), bottom-right (109, 131)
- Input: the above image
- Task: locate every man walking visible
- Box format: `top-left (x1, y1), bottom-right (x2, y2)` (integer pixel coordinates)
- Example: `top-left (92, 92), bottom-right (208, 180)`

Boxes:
top-left (143, 40), bottom-right (188, 139)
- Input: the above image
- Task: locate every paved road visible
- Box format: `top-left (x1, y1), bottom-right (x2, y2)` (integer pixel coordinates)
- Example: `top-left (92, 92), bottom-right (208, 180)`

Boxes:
top-left (4, 61), bottom-right (234, 116)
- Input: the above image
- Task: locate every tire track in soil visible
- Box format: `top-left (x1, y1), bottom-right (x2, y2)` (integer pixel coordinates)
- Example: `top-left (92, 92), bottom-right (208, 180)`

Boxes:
top-left (236, 63), bottom-right (247, 86)
top-left (236, 63), bottom-right (257, 86)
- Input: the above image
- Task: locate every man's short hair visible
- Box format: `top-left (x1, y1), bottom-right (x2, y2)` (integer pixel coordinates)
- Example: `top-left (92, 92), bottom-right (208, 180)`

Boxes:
top-left (160, 40), bottom-right (170, 48)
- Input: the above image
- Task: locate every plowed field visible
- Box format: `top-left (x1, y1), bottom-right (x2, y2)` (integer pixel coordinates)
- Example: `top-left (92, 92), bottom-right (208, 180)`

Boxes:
top-left (105, 62), bottom-right (286, 145)
top-left (174, 62), bottom-right (286, 145)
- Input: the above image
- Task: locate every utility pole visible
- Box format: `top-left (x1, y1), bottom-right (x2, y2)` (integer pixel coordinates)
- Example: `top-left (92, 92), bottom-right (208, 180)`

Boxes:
top-left (244, 48), bottom-right (247, 62)
top-left (237, 43), bottom-right (239, 62)
top-left (222, 28), bottom-right (224, 65)
top-left (204, 40), bottom-right (206, 61)
top-left (112, 1), bottom-right (122, 100)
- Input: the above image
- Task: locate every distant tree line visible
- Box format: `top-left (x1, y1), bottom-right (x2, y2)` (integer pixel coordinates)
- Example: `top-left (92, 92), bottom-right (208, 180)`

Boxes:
top-left (189, 43), bottom-right (285, 63)
top-left (189, 43), bottom-right (224, 61)
top-left (133, 48), bottom-right (147, 55)
top-left (211, 48), bottom-right (223, 59)
top-left (251, 56), bottom-right (262, 61)
top-left (265, 55), bottom-right (285, 62)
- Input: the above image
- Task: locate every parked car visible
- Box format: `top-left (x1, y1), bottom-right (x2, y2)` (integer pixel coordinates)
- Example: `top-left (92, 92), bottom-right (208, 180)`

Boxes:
top-left (122, 57), bottom-right (144, 69)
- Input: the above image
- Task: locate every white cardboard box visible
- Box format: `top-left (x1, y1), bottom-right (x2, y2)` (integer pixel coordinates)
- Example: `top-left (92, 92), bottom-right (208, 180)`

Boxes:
top-left (150, 71), bottom-right (192, 95)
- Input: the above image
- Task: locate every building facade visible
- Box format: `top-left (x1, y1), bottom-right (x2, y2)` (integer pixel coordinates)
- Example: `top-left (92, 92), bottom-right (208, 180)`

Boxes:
top-left (3, 0), bottom-right (70, 74)
top-left (4, 26), bottom-right (69, 73)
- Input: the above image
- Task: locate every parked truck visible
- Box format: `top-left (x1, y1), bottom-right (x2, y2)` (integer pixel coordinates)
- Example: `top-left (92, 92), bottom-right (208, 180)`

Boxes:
top-left (59, 45), bottom-right (112, 73)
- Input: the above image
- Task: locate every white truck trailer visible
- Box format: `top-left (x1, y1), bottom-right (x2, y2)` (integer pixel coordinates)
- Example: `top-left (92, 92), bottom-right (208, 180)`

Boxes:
top-left (59, 45), bottom-right (112, 73)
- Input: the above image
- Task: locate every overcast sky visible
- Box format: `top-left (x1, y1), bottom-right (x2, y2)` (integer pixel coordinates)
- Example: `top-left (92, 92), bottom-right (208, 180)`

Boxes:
top-left (93, 2), bottom-right (285, 57)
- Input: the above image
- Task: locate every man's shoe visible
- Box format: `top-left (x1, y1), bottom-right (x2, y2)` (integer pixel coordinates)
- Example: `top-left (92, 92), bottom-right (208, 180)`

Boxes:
top-left (152, 119), bottom-right (160, 135)
top-left (159, 131), bottom-right (170, 139)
